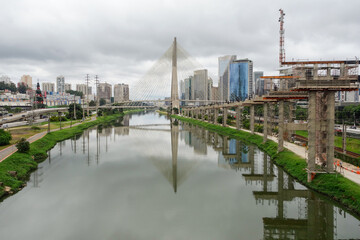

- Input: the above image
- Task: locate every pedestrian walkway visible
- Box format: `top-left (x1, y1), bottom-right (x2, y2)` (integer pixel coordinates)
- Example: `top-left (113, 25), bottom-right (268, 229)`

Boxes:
top-left (0, 118), bottom-right (95, 162)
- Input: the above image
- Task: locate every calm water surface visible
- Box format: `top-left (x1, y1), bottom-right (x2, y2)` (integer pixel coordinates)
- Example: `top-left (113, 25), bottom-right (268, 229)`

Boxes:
top-left (0, 112), bottom-right (359, 240)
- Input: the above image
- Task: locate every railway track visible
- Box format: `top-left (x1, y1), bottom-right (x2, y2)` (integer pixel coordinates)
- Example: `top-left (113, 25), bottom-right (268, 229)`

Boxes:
top-left (293, 134), bottom-right (360, 158)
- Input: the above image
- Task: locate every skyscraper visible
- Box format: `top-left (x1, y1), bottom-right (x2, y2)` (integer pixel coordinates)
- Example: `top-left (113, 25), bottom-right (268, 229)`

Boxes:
top-left (218, 55), bottom-right (236, 102)
top-left (229, 59), bottom-right (253, 101)
top-left (184, 76), bottom-right (194, 104)
top-left (193, 69), bottom-right (209, 105)
top-left (56, 75), bottom-right (65, 93)
top-left (20, 75), bottom-right (32, 88)
top-left (114, 83), bottom-right (129, 103)
top-left (254, 71), bottom-right (264, 96)
top-left (42, 82), bottom-right (55, 93)
top-left (97, 83), bottom-right (112, 103)
top-left (76, 84), bottom-right (92, 95)
top-left (65, 83), bottom-right (71, 91)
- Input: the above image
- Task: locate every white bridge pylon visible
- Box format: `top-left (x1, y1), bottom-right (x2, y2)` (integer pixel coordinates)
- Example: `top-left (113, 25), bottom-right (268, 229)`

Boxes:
top-left (129, 38), bottom-right (217, 108)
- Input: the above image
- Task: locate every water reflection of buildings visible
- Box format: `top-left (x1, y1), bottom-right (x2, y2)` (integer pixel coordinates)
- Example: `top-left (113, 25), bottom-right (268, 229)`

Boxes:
top-left (182, 123), bottom-right (346, 240)
top-left (180, 124), bottom-right (207, 155)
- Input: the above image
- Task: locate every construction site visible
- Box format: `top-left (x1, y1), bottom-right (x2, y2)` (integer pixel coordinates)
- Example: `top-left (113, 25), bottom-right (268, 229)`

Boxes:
top-left (181, 9), bottom-right (360, 182)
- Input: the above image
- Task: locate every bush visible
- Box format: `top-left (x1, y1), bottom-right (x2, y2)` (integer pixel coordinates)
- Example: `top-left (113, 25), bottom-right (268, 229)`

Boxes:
top-left (0, 129), bottom-right (12, 146)
top-left (255, 124), bottom-right (263, 133)
top-left (16, 138), bottom-right (30, 153)
top-left (31, 126), bottom-right (41, 130)
top-left (50, 116), bottom-right (68, 122)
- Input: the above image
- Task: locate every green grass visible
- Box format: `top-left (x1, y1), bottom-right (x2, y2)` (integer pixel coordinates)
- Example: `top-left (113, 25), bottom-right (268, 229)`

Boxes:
top-left (0, 109), bottom-right (143, 200)
top-left (174, 115), bottom-right (360, 217)
top-left (296, 130), bottom-right (360, 155)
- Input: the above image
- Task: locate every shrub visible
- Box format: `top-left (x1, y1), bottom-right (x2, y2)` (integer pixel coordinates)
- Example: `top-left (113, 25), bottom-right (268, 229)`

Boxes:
top-left (0, 129), bottom-right (12, 146)
top-left (31, 126), bottom-right (41, 130)
top-left (16, 138), bottom-right (30, 153)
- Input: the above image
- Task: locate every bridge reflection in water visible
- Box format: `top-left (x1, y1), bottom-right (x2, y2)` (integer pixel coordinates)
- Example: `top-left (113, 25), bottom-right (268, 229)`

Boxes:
top-left (173, 121), bottom-right (338, 240)
top-left (30, 112), bottom-right (356, 240)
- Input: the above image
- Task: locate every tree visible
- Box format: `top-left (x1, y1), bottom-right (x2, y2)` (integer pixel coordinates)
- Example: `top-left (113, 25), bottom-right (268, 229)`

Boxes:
top-left (16, 138), bottom-right (30, 153)
top-left (18, 84), bottom-right (27, 94)
top-left (99, 98), bottom-right (106, 106)
top-left (34, 82), bottom-right (46, 108)
top-left (68, 104), bottom-right (84, 120)
top-left (0, 129), bottom-right (12, 146)
top-left (0, 82), bottom-right (18, 93)
top-left (89, 100), bottom-right (96, 106)
top-left (66, 90), bottom-right (83, 98)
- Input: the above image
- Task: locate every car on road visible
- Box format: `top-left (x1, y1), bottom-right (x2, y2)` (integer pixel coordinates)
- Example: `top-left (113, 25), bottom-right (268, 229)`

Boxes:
top-left (350, 126), bottom-right (357, 129)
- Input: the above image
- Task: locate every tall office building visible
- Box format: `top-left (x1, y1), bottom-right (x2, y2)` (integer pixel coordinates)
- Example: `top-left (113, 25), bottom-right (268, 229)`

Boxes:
top-left (254, 71), bottom-right (264, 96)
top-left (42, 82), bottom-right (55, 93)
top-left (114, 83), bottom-right (129, 103)
top-left (193, 69), bottom-right (209, 104)
top-left (76, 84), bottom-right (92, 95)
top-left (218, 55), bottom-right (236, 102)
top-left (56, 75), bottom-right (65, 93)
top-left (65, 83), bottom-right (71, 91)
top-left (20, 75), bottom-right (32, 88)
top-left (229, 59), bottom-right (253, 101)
top-left (184, 76), bottom-right (194, 102)
top-left (211, 86), bottom-right (219, 101)
top-left (97, 83), bottom-right (112, 103)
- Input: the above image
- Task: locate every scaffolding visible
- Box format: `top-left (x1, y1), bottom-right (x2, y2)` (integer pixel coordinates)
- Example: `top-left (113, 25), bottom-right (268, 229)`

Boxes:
top-left (284, 60), bottom-right (359, 181)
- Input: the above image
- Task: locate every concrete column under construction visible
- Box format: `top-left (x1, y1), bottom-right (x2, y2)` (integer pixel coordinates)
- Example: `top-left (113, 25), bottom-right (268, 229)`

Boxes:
top-left (278, 100), bottom-right (284, 152)
top-left (263, 103), bottom-right (268, 143)
top-left (214, 108), bottom-right (218, 124)
top-left (250, 105), bottom-right (254, 134)
top-left (308, 91), bottom-right (317, 182)
top-left (326, 91), bottom-right (335, 172)
top-left (201, 108), bottom-right (205, 121)
top-left (223, 107), bottom-right (227, 127)
top-left (236, 106), bottom-right (241, 130)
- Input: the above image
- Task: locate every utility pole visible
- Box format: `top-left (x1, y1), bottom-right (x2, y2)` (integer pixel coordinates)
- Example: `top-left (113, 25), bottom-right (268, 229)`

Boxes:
top-left (74, 94), bottom-right (76, 120)
top-left (95, 75), bottom-right (100, 118)
top-left (85, 74), bottom-right (90, 117)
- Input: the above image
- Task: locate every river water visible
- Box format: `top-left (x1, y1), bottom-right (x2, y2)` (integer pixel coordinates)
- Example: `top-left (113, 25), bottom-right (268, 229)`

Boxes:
top-left (0, 112), bottom-right (359, 240)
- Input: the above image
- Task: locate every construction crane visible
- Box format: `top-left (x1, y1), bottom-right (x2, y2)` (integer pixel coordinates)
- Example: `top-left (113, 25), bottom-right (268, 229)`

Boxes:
top-left (279, 9), bottom-right (285, 67)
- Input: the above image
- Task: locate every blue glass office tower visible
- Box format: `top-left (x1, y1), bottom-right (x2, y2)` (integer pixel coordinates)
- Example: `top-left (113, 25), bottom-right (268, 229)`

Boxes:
top-left (229, 59), bottom-right (253, 101)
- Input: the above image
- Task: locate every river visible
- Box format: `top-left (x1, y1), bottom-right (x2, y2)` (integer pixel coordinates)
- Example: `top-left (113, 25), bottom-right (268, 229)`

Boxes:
top-left (0, 111), bottom-right (359, 240)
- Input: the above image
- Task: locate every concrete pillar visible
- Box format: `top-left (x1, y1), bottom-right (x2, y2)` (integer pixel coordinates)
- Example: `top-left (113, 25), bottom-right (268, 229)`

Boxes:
top-left (263, 103), bottom-right (268, 143)
top-left (342, 120), bottom-right (347, 154)
top-left (326, 91), bottom-right (335, 172)
top-left (214, 108), bottom-right (218, 124)
top-left (236, 106), bottom-right (241, 130)
top-left (59, 112), bottom-right (62, 130)
top-left (278, 100), bottom-right (284, 152)
top-left (288, 102), bottom-right (295, 141)
top-left (250, 105), bottom-right (254, 134)
top-left (222, 107), bottom-right (227, 127)
top-left (308, 91), bottom-right (316, 182)
top-left (201, 108), bottom-right (205, 121)
top-left (47, 114), bottom-right (50, 133)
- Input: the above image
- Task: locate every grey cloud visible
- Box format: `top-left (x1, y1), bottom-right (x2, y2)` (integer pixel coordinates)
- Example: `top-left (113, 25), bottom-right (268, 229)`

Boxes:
top-left (0, 0), bottom-right (359, 88)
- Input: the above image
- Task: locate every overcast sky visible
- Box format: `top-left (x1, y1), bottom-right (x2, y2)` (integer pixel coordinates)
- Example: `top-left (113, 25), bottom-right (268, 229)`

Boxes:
top-left (1, 0), bottom-right (359, 89)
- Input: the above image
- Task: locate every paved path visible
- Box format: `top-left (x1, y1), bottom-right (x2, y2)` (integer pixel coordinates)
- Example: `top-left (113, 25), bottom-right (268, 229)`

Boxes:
top-left (0, 118), bottom-right (95, 162)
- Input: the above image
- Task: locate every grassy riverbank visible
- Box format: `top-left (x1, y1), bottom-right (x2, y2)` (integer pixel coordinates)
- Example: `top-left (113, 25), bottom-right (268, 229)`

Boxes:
top-left (0, 109), bottom-right (143, 199)
top-left (173, 115), bottom-right (360, 217)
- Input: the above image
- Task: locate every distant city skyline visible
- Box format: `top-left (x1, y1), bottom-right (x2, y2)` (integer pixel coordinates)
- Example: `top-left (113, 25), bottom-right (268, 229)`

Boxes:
top-left (1, 0), bottom-right (359, 89)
